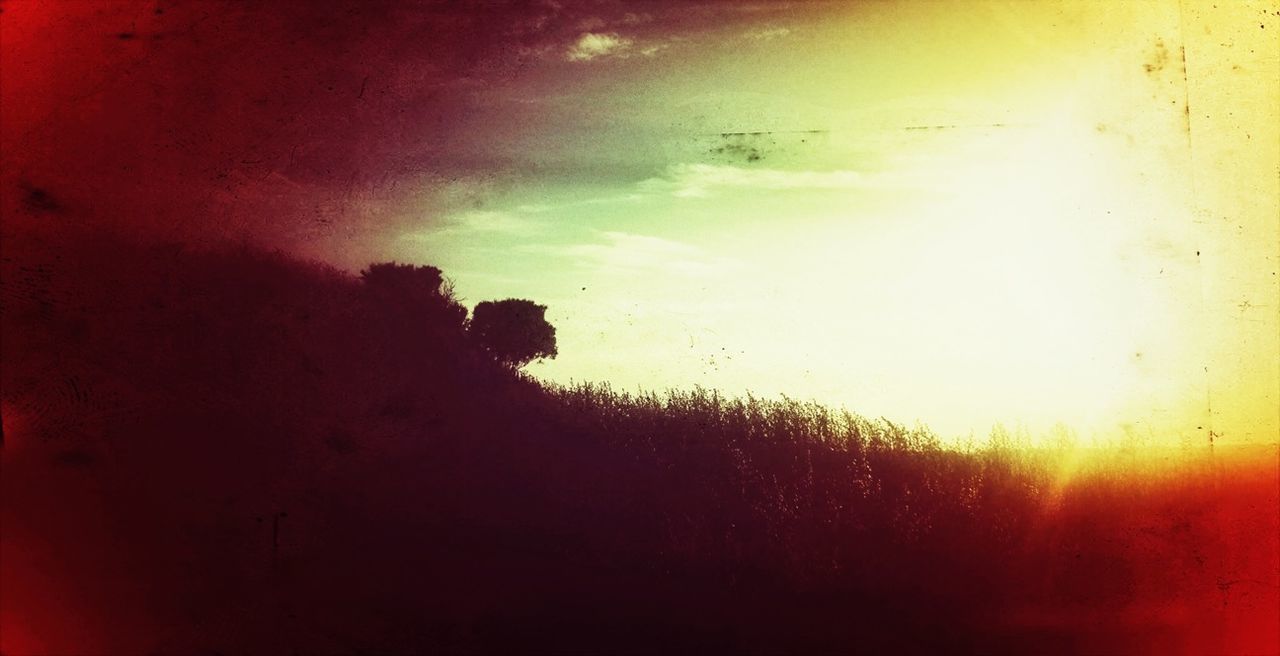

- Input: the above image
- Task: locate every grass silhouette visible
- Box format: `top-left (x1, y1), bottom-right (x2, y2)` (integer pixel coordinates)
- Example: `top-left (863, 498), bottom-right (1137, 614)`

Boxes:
top-left (2, 229), bottom-right (1276, 654)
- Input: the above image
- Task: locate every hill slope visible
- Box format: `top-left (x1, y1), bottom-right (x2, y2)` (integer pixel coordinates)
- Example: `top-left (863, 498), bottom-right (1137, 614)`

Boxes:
top-left (2, 229), bottom-right (1277, 654)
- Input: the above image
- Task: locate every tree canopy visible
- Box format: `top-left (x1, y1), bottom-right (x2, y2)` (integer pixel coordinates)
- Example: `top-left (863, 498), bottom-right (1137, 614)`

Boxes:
top-left (469, 299), bottom-right (557, 369)
top-left (360, 262), bottom-right (466, 327)
top-left (360, 262), bottom-right (447, 300)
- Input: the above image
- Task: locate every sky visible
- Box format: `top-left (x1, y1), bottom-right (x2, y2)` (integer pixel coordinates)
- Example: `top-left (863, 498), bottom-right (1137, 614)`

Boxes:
top-left (3, 0), bottom-right (1277, 443)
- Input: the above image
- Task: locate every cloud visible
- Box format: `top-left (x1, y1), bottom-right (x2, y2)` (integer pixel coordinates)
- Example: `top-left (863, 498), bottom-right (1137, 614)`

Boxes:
top-left (400, 210), bottom-right (541, 244)
top-left (516, 193), bottom-right (644, 213)
top-left (743, 26), bottom-right (791, 41)
top-left (449, 210), bottom-right (540, 235)
top-left (525, 230), bottom-right (736, 277)
top-left (0, 0), bottom-right (584, 254)
top-left (2, 0), bottom-right (817, 266)
top-left (638, 43), bottom-right (669, 57)
top-left (566, 32), bottom-right (634, 61)
top-left (644, 163), bottom-right (870, 197)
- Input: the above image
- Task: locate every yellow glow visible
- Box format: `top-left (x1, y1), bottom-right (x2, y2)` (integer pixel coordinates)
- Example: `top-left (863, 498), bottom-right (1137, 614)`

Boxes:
top-left (678, 89), bottom-right (1208, 441)
top-left (434, 0), bottom-right (1278, 445)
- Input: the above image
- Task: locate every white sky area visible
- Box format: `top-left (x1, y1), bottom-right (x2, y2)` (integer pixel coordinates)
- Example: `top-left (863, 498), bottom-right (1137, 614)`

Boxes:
top-left (388, 1), bottom-right (1278, 444)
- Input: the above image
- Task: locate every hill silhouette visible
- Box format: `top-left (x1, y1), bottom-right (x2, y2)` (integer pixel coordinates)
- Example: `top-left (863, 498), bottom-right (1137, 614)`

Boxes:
top-left (2, 228), bottom-right (1276, 654)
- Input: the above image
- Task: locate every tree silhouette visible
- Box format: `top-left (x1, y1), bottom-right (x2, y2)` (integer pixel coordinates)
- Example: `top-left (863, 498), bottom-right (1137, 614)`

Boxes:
top-left (360, 262), bottom-right (466, 328)
top-left (469, 299), bottom-right (557, 369)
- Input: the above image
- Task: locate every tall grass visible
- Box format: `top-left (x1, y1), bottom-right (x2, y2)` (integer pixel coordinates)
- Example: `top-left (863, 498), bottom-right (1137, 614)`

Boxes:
top-left (3, 234), bottom-right (1275, 654)
top-left (541, 381), bottom-right (1277, 652)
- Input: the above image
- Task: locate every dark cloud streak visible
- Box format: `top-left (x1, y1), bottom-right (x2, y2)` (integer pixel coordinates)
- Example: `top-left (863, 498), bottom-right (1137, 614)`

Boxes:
top-left (1, 0), bottom-right (810, 266)
top-left (2, 1), bottom-right (574, 256)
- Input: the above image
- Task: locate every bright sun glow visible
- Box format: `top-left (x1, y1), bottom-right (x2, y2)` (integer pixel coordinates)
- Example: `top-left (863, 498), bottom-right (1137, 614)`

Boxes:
top-left (650, 105), bottom-right (1205, 443)
top-left (395, 0), bottom-right (1275, 447)
top-left (893, 114), bottom-right (1197, 437)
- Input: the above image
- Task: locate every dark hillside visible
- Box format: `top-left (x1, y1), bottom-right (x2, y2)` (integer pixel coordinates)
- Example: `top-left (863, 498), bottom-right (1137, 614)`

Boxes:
top-left (2, 229), bottom-right (1276, 654)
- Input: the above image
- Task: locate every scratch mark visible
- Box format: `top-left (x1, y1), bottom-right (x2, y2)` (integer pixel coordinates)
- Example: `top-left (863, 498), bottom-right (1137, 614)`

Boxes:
top-left (1179, 44), bottom-right (1192, 138)
top-left (903, 123), bottom-right (1012, 131)
top-left (1144, 37), bottom-right (1169, 74)
top-left (714, 129), bottom-right (827, 137)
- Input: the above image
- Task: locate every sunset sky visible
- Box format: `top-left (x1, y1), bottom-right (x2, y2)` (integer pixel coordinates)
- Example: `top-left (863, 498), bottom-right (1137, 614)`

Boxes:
top-left (3, 0), bottom-right (1276, 443)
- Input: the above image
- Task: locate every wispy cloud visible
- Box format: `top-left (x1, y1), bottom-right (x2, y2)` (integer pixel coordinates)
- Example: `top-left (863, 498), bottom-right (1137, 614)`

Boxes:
top-left (576, 17), bottom-right (608, 31)
top-left (525, 230), bottom-right (736, 277)
top-left (644, 163), bottom-right (870, 197)
top-left (566, 32), bottom-right (634, 61)
top-left (743, 26), bottom-right (791, 41)
top-left (564, 30), bottom-right (670, 62)
top-left (516, 193), bottom-right (644, 214)
top-left (401, 210), bottom-right (540, 241)
top-left (637, 43), bottom-right (668, 57)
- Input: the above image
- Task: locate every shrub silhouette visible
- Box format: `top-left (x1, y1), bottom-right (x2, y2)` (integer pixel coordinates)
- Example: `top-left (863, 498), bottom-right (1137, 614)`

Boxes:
top-left (361, 261), bottom-right (447, 294)
top-left (469, 299), bottom-right (557, 368)
top-left (359, 261), bottom-right (466, 328)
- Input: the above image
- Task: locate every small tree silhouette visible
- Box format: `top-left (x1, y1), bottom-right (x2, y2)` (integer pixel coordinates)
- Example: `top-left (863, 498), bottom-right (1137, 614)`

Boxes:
top-left (469, 299), bottom-right (557, 369)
